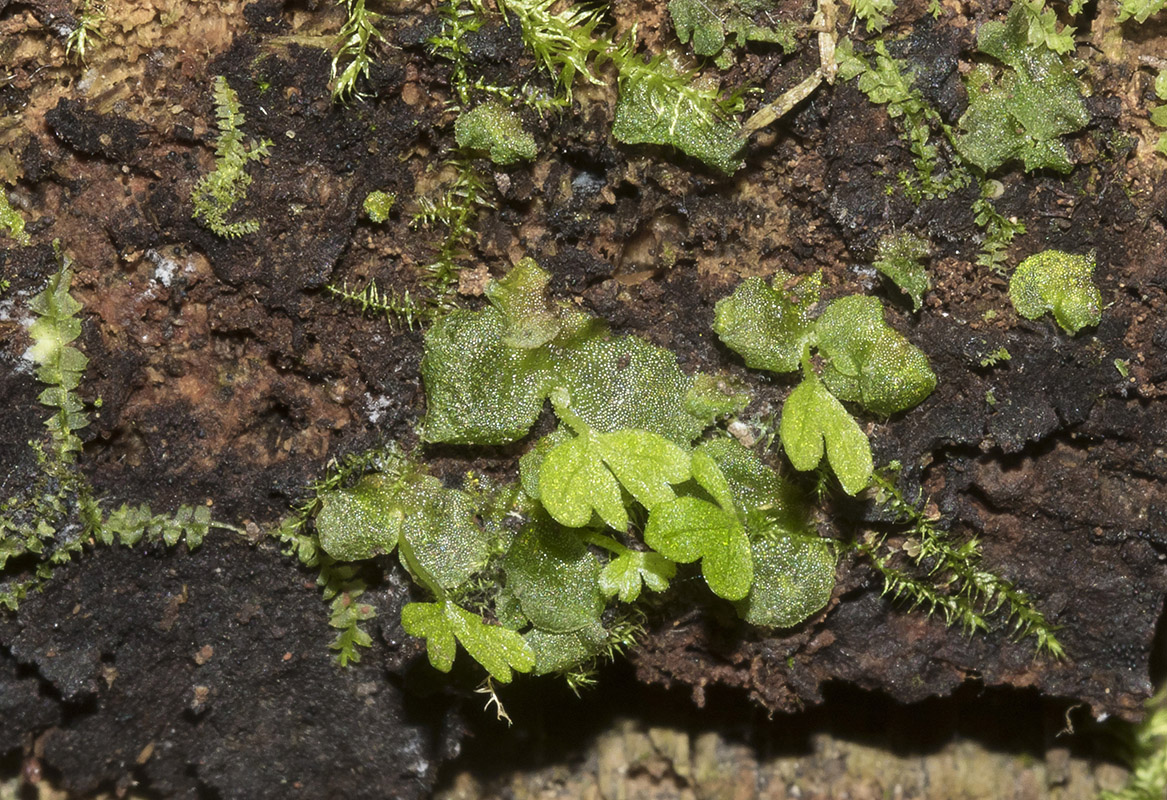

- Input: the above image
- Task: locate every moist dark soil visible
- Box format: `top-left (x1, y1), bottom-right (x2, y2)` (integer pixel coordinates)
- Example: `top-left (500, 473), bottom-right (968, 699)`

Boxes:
top-left (2, 0), bottom-right (1167, 796)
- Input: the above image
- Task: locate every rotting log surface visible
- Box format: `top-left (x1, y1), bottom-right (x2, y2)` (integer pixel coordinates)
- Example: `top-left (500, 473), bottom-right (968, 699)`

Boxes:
top-left (2, 0), bottom-right (1167, 796)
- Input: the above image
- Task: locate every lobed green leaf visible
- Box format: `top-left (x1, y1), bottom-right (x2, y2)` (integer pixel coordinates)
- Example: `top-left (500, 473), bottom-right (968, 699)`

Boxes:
top-left (1009, 249), bottom-right (1101, 334)
top-left (780, 373), bottom-right (873, 495)
top-left (814, 295), bottom-right (937, 416)
top-left (644, 495), bottom-right (753, 600)
top-left (712, 273), bottom-right (819, 374)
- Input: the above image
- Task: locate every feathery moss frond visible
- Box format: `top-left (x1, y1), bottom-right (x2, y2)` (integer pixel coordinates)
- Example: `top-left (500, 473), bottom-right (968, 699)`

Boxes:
top-left (191, 76), bottom-right (273, 238)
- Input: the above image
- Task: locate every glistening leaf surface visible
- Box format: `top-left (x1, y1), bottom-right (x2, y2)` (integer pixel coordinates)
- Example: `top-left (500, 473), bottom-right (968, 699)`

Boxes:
top-left (421, 307), bottom-right (552, 444)
top-left (735, 533), bottom-right (836, 627)
top-left (551, 336), bottom-right (709, 445)
top-left (814, 295), bottom-right (936, 416)
top-left (599, 550), bottom-right (676, 602)
top-left (644, 496), bottom-right (752, 601)
top-left (504, 521), bottom-right (605, 633)
top-left (315, 475), bottom-right (402, 561)
top-left (1009, 250), bottom-right (1101, 334)
top-left (401, 600), bottom-right (534, 683)
top-left (712, 274), bottom-right (818, 374)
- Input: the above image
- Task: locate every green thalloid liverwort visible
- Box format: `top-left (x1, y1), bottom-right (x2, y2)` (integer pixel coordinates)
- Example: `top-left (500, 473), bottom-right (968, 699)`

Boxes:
top-left (303, 258), bottom-right (1060, 685)
top-left (309, 260), bottom-right (838, 682)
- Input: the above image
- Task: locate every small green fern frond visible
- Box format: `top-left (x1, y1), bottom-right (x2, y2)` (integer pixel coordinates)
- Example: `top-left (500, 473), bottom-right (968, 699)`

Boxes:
top-left (191, 76), bottom-right (273, 238)
top-left (28, 250), bottom-right (90, 462)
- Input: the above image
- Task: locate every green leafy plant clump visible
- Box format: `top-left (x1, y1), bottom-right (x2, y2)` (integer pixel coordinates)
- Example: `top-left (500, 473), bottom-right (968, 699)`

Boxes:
top-left (1009, 249), bottom-right (1102, 334)
top-left (713, 271), bottom-right (936, 494)
top-left (301, 259), bottom-right (839, 682)
top-left (872, 231), bottom-right (931, 311)
top-left (953, 2), bottom-right (1088, 174)
top-left (300, 256), bottom-right (1064, 690)
top-left (454, 102), bottom-right (538, 165)
top-left (668, 0), bottom-right (796, 70)
top-left (1, 250), bottom-right (233, 610)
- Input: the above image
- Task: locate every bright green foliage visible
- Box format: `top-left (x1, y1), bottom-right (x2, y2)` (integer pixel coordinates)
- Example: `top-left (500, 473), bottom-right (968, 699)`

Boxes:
top-left (65, 0), bottom-right (105, 64)
top-left (317, 471), bottom-right (490, 590)
top-left (845, 0), bottom-right (897, 32)
top-left (599, 549), bottom-right (675, 602)
top-left (538, 410), bottom-right (691, 529)
top-left (100, 503), bottom-right (211, 549)
top-left (645, 495), bottom-right (753, 600)
top-left (1152, 70), bottom-right (1167, 156)
top-left (698, 438), bottom-right (835, 621)
top-left (735, 532), bottom-right (836, 627)
top-left (1117, 0), bottom-right (1167, 23)
top-left (1009, 249), bottom-right (1101, 334)
top-left (420, 305), bottom-right (555, 444)
top-left (295, 259), bottom-right (1067, 691)
top-left (422, 260), bottom-right (723, 446)
top-left (495, 0), bottom-right (608, 100)
top-left (712, 272), bottom-right (819, 373)
top-left (815, 295), bottom-right (937, 415)
top-left (446, 0), bottom-right (751, 173)
top-left (669, 0), bottom-right (796, 69)
top-left (455, 103), bottom-right (538, 165)
top-left (316, 474), bottom-right (401, 560)
top-left (780, 372), bottom-right (873, 496)
top-left (612, 53), bottom-right (745, 174)
top-left (28, 259), bottom-right (90, 461)
top-left (363, 190), bottom-right (396, 223)
top-left (1018, 0), bottom-right (1076, 55)
top-left (504, 522), bottom-right (605, 633)
top-left (685, 373), bottom-right (750, 422)
top-left (714, 273), bottom-right (935, 494)
top-left (190, 77), bottom-right (273, 238)
top-left (402, 599), bottom-right (535, 682)
top-left (0, 189), bottom-right (30, 245)
top-left (331, 0), bottom-right (385, 101)
top-left (555, 337), bottom-right (716, 444)
top-left (954, 3), bottom-right (1088, 174)
top-left (328, 588), bottom-right (376, 666)
top-left (873, 232), bottom-right (930, 311)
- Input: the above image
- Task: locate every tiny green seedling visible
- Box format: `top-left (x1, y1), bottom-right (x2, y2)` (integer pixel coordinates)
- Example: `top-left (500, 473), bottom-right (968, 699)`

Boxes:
top-left (0, 187), bottom-right (30, 246)
top-left (873, 231), bottom-right (931, 311)
top-left (1009, 249), bottom-right (1102, 334)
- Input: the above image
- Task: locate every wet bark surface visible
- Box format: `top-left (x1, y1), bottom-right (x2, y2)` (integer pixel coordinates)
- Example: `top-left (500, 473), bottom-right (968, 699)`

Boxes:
top-left (2, 0), bottom-right (1167, 795)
